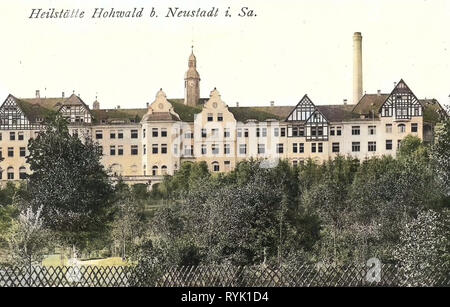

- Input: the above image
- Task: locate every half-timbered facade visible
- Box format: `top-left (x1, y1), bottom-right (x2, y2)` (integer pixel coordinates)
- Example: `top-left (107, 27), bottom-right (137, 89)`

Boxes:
top-left (0, 52), bottom-right (446, 187)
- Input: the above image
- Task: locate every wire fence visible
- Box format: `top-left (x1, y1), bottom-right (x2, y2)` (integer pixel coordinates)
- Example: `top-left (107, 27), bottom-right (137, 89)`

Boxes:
top-left (0, 263), bottom-right (448, 287)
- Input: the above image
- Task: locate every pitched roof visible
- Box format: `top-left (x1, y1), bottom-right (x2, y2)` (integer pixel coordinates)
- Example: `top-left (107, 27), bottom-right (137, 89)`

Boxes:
top-left (352, 93), bottom-right (389, 115)
top-left (228, 107), bottom-right (286, 122)
top-left (316, 105), bottom-right (360, 122)
top-left (90, 108), bottom-right (147, 124)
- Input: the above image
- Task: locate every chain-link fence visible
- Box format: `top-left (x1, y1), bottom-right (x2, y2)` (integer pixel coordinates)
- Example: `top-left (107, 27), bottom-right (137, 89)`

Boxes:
top-left (0, 263), bottom-right (448, 287)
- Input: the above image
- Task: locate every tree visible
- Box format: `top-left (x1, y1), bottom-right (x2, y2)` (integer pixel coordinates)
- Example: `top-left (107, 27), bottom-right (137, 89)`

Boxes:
top-left (432, 110), bottom-right (450, 199)
top-left (26, 114), bottom-right (114, 248)
top-left (393, 209), bottom-right (449, 286)
top-left (111, 193), bottom-right (147, 259)
top-left (7, 205), bottom-right (50, 267)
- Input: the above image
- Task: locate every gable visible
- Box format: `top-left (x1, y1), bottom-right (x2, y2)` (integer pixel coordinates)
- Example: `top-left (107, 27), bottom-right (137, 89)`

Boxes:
top-left (0, 95), bottom-right (35, 129)
top-left (380, 79), bottom-right (422, 119)
top-left (286, 95), bottom-right (316, 121)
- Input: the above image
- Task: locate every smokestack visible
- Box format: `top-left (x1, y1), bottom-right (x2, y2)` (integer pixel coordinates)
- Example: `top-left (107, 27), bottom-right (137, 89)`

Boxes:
top-left (377, 90), bottom-right (381, 96)
top-left (270, 101), bottom-right (274, 107)
top-left (343, 99), bottom-right (348, 105)
top-left (236, 102), bottom-right (239, 107)
top-left (62, 91), bottom-right (65, 98)
top-left (353, 32), bottom-right (363, 104)
top-left (35, 90), bottom-right (40, 98)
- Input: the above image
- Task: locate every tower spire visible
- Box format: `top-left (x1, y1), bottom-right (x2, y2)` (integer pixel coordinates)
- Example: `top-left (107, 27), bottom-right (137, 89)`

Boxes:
top-left (185, 46), bottom-right (200, 106)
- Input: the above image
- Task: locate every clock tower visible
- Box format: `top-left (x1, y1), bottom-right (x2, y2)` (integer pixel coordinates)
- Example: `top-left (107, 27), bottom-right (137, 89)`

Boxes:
top-left (184, 46), bottom-right (201, 106)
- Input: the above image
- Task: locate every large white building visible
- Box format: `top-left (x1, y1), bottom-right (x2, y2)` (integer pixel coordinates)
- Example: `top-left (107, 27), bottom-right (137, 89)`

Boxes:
top-left (0, 33), bottom-right (446, 187)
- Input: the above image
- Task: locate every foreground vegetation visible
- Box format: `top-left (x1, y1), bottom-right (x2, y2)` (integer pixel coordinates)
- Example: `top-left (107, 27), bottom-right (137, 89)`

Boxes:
top-left (0, 114), bottom-right (449, 285)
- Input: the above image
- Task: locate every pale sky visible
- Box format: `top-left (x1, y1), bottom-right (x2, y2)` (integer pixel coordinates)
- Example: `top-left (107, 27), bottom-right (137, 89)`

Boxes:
top-left (0, 0), bottom-right (449, 109)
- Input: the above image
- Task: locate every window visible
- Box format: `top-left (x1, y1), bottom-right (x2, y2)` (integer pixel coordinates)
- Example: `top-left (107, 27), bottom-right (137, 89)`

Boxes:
top-left (131, 145), bottom-right (138, 155)
top-left (262, 128), bottom-right (267, 137)
top-left (0, 133), bottom-right (2, 141)
top-left (293, 143), bottom-right (298, 153)
top-left (98, 146), bottom-right (103, 155)
top-left (118, 130), bottom-right (123, 139)
top-left (397, 140), bottom-right (402, 149)
top-left (224, 129), bottom-right (230, 138)
top-left (184, 145), bottom-right (193, 156)
top-left (8, 147), bottom-right (14, 157)
top-left (274, 128), bottom-right (279, 137)
top-left (95, 130), bottom-right (103, 139)
top-left (411, 123), bottom-right (418, 133)
top-left (217, 113), bottom-right (223, 121)
top-left (386, 140), bottom-right (393, 150)
top-left (330, 127), bottom-right (335, 136)
top-left (207, 113), bottom-right (213, 121)
top-left (10, 132), bottom-right (15, 141)
top-left (110, 145), bottom-right (116, 156)
top-left (152, 128), bottom-right (158, 137)
top-left (244, 129), bottom-right (249, 138)
top-left (152, 144), bottom-right (158, 154)
top-left (336, 127), bottom-right (342, 136)
top-left (211, 129), bottom-right (218, 137)
top-left (161, 165), bottom-right (168, 175)
top-left (224, 144), bottom-right (231, 154)
top-left (237, 129), bottom-right (242, 138)
top-left (7, 167), bottom-right (14, 180)
top-left (368, 141), bottom-right (376, 152)
top-left (299, 143), bottom-right (304, 153)
top-left (0, 148), bottom-right (3, 159)
top-left (212, 144), bottom-right (219, 155)
top-left (293, 126), bottom-right (299, 137)
top-left (173, 144), bottom-right (178, 155)
top-left (161, 129), bottom-right (167, 137)
top-left (239, 144), bottom-right (247, 155)
top-left (212, 162), bottom-right (220, 172)
top-left (152, 166), bottom-right (158, 176)
top-left (311, 143), bottom-right (316, 153)
top-left (110, 131), bottom-right (116, 139)
top-left (18, 132), bottom-right (24, 141)
top-left (398, 124), bottom-right (406, 133)
top-left (276, 143), bottom-right (284, 154)
top-left (281, 128), bottom-right (286, 137)
top-left (292, 160), bottom-right (298, 167)
top-left (332, 143), bottom-right (339, 153)
top-left (201, 129), bottom-right (207, 138)
top-left (258, 144), bottom-right (265, 154)
top-left (19, 167), bottom-right (26, 180)
top-left (19, 147), bottom-right (26, 157)
top-left (161, 144), bottom-right (167, 154)
top-left (224, 161), bottom-right (231, 170)
top-left (185, 131), bottom-right (193, 139)
top-left (118, 145), bottom-right (123, 155)
top-left (352, 126), bottom-right (360, 135)
top-left (311, 127), bottom-right (317, 136)
top-left (131, 130), bottom-right (138, 139)
top-left (318, 143), bottom-right (323, 153)
top-left (352, 142), bottom-right (360, 152)
top-left (256, 128), bottom-right (260, 138)
top-left (143, 145), bottom-right (146, 155)
top-left (201, 144), bottom-right (207, 155)
top-left (386, 124), bottom-right (392, 133)
top-left (368, 126), bottom-right (376, 135)
top-left (143, 129), bottom-right (146, 138)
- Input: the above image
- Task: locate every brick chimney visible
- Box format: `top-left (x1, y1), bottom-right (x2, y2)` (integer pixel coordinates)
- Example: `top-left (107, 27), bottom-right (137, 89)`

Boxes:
top-left (35, 90), bottom-right (40, 98)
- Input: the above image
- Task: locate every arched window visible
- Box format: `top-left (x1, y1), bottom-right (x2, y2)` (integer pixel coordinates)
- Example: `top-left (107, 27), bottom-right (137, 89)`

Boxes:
top-left (19, 167), bottom-right (27, 179)
top-left (398, 124), bottom-right (406, 133)
top-left (7, 167), bottom-right (14, 180)
top-left (212, 161), bottom-right (220, 172)
top-left (152, 166), bottom-right (158, 176)
top-left (161, 165), bottom-right (168, 175)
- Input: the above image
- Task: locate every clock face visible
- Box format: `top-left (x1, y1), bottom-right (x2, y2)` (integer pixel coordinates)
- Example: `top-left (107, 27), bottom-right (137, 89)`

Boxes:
top-left (188, 80), bottom-right (195, 86)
